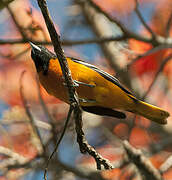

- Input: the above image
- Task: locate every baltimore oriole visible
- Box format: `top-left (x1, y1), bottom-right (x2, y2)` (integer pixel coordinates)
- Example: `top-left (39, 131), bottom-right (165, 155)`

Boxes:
top-left (30, 42), bottom-right (169, 124)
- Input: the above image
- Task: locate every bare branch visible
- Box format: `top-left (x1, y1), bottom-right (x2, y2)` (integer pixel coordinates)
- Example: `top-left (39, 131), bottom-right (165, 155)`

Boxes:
top-left (36, 1), bottom-right (81, 179)
top-left (37, 0), bottom-right (114, 176)
top-left (160, 155), bottom-right (172, 173)
top-left (76, 0), bottom-right (172, 48)
top-left (123, 140), bottom-right (163, 180)
top-left (0, 36), bottom-right (126, 45)
top-left (0, 37), bottom-right (171, 47)
top-left (77, 0), bottom-right (154, 44)
top-left (58, 160), bottom-right (107, 180)
top-left (134, 0), bottom-right (156, 39)
top-left (0, 146), bottom-right (28, 172)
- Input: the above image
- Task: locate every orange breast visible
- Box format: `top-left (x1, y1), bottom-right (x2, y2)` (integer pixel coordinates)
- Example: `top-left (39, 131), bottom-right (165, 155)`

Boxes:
top-left (38, 58), bottom-right (134, 111)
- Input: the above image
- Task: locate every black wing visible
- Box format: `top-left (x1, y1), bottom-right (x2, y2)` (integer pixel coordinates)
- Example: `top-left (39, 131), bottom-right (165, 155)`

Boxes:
top-left (82, 106), bottom-right (126, 119)
top-left (70, 57), bottom-right (133, 96)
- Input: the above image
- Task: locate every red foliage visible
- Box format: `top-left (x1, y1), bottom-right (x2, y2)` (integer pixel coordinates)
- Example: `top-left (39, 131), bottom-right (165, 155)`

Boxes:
top-left (129, 39), bottom-right (168, 76)
top-left (129, 127), bottom-right (152, 148)
top-left (113, 123), bottom-right (129, 139)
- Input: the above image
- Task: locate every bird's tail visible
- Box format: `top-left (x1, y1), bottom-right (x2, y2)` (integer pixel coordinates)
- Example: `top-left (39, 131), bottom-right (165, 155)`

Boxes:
top-left (130, 100), bottom-right (169, 124)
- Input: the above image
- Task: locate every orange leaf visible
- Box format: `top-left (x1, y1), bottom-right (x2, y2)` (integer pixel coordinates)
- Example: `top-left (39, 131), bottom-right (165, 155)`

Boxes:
top-left (129, 127), bottom-right (151, 148)
top-left (113, 123), bottom-right (129, 139)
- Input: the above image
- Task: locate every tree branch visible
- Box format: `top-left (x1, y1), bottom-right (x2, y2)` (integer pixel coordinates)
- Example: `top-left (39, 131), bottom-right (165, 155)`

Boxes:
top-left (165, 12), bottom-right (172, 38)
top-left (123, 140), bottom-right (163, 180)
top-left (160, 155), bottom-right (172, 173)
top-left (37, 1), bottom-right (113, 179)
top-left (142, 53), bottom-right (172, 100)
top-left (0, 36), bottom-right (126, 45)
top-left (134, 0), bottom-right (156, 40)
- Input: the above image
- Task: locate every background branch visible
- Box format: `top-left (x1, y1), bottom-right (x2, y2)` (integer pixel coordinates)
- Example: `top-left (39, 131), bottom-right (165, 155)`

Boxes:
top-left (134, 0), bottom-right (156, 40)
top-left (123, 140), bottom-right (163, 180)
top-left (19, 71), bottom-right (45, 154)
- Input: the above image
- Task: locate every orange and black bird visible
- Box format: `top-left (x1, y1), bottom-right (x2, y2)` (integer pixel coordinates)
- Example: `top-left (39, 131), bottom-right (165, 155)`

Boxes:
top-left (30, 42), bottom-right (169, 125)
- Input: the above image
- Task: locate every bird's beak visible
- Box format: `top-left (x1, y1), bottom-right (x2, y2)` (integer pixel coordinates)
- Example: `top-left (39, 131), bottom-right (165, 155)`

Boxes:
top-left (29, 42), bottom-right (41, 53)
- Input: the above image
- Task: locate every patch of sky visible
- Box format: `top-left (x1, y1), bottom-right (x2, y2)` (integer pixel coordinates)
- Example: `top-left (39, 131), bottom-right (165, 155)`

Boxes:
top-left (127, 2), bottom-right (156, 33)
top-left (0, 100), bottom-right (9, 119)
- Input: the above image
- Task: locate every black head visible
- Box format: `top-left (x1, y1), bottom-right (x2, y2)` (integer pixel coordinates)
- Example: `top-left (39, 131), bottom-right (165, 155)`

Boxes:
top-left (30, 42), bottom-right (56, 75)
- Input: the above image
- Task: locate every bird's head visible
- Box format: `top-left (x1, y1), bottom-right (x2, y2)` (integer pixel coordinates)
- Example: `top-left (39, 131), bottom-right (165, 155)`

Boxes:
top-left (30, 42), bottom-right (56, 75)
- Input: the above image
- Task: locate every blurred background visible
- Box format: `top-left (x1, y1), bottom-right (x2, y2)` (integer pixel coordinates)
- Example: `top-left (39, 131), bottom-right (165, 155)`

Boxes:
top-left (0, 0), bottom-right (172, 179)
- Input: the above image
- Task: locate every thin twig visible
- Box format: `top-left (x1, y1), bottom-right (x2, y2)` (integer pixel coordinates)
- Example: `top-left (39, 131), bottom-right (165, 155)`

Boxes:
top-left (0, 36), bottom-right (126, 45)
top-left (134, 0), bottom-right (156, 40)
top-left (43, 106), bottom-right (74, 180)
top-left (84, 0), bottom-right (172, 47)
top-left (0, 37), bottom-right (171, 47)
top-left (19, 71), bottom-right (45, 154)
top-left (165, 12), bottom-right (172, 38)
